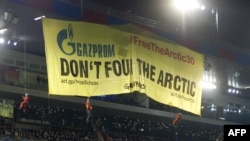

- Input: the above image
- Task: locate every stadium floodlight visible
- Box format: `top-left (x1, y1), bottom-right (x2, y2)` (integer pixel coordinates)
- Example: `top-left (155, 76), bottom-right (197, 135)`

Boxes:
top-left (0, 28), bottom-right (7, 34)
top-left (0, 38), bottom-right (4, 44)
top-left (173, 0), bottom-right (201, 12)
top-left (13, 41), bottom-right (18, 46)
top-left (201, 81), bottom-right (216, 89)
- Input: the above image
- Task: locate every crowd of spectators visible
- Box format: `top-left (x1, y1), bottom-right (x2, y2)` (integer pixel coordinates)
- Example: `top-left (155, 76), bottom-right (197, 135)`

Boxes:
top-left (0, 103), bottom-right (224, 141)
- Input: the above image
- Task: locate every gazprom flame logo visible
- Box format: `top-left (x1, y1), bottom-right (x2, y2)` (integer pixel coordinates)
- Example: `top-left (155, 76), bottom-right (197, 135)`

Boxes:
top-left (56, 23), bottom-right (115, 58)
top-left (57, 23), bottom-right (75, 55)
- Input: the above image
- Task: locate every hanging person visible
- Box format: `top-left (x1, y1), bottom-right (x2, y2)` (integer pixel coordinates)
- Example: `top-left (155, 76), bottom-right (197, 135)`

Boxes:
top-left (172, 112), bottom-right (182, 127)
top-left (85, 97), bottom-right (93, 125)
top-left (19, 93), bottom-right (30, 113)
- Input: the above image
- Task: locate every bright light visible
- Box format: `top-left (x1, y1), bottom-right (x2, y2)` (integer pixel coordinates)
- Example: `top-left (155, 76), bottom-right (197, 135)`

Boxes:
top-left (13, 41), bottom-right (18, 46)
top-left (0, 28), bottom-right (7, 34)
top-left (227, 88), bottom-right (241, 94)
top-left (200, 5), bottom-right (206, 11)
top-left (231, 89), bottom-right (235, 93)
top-left (34, 15), bottom-right (46, 21)
top-left (201, 81), bottom-right (216, 89)
top-left (173, 0), bottom-right (200, 12)
top-left (0, 38), bottom-right (4, 44)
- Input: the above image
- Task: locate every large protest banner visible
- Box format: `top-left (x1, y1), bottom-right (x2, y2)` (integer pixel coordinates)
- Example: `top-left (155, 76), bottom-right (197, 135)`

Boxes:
top-left (42, 18), bottom-right (204, 115)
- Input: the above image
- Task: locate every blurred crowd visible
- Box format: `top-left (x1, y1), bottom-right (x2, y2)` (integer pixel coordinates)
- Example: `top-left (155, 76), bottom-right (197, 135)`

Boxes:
top-left (0, 102), bottom-right (224, 141)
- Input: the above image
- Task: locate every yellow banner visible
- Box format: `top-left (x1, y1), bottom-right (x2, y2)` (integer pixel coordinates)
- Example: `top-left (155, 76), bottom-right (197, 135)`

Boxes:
top-left (42, 18), bottom-right (204, 115)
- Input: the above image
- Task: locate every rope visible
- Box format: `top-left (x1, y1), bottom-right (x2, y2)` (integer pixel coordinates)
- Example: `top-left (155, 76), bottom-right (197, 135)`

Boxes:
top-left (23, 39), bottom-right (27, 94)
